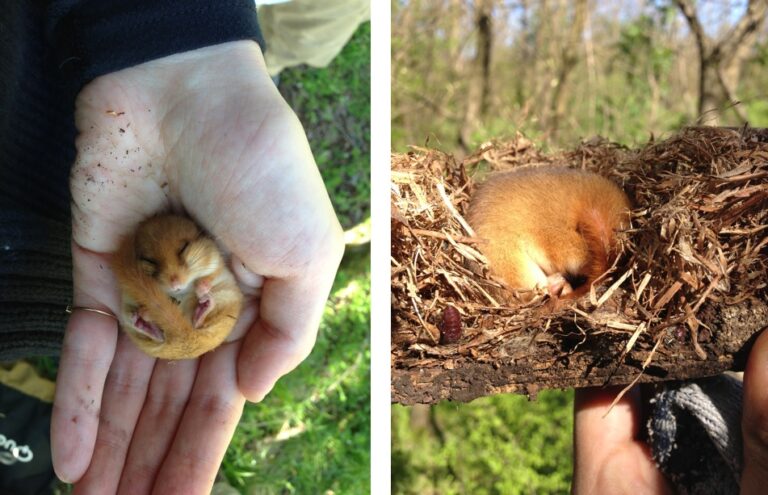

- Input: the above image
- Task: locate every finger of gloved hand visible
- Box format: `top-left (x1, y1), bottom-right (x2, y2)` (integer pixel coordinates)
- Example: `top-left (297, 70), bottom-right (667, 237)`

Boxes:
top-left (740, 327), bottom-right (768, 494)
top-left (236, 272), bottom-right (335, 402)
top-left (573, 387), bottom-right (671, 495)
top-left (72, 333), bottom-right (155, 494)
top-left (51, 246), bottom-right (120, 483)
top-left (117, 358), bottom-right (199, 495)
top-left (151, 342), bottom-right (245, 495)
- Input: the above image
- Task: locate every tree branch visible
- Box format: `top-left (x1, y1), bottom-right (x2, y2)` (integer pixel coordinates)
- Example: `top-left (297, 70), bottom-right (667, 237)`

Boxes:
top-left (719, 0), bottom-right (768, 60)
top-left (715, 69), bottom-right (749, 123)
top-left (392, 297), bottom-right (768, 404)
top-left (675, 0), bottom-right (709, 56)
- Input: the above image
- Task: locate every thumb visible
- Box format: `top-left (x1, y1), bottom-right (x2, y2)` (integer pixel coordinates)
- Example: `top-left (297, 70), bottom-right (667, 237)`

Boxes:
top-left (741, 327), bottom-right (768, 494)
top-left (573, 386), bottom-right (672, 494)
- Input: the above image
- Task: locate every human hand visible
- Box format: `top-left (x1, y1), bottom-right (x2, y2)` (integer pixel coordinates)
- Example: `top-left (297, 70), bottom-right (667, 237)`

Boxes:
top-left (572, 386), bottom-right (673, 495)
top-left (740, 328), bottom-right (768, 494)
top-left (574, 327), bottom-right (768, 495)
top-left (50, 41), bottom-right (344, 493)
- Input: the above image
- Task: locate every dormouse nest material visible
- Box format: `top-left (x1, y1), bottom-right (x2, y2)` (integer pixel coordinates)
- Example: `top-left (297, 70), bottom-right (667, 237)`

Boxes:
top-left (391, 128), bottom-right (768, 404)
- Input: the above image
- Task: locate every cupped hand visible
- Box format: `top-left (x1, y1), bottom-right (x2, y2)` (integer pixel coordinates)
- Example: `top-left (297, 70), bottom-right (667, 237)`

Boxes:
top-left (51, 41), bottom-right (344, 494)
top-left (572, 386), bottom-right (673, 495)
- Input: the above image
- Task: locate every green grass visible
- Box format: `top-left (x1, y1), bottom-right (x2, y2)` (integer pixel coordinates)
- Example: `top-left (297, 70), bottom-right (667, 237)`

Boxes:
top-left (392, 391), bottom-right (574, 494)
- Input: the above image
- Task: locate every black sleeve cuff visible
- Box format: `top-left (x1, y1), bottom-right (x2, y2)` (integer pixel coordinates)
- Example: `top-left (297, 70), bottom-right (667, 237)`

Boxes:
top-left (0, 211), bottom-right (72, 360)
top-left (47, 0), bottom-right (265, 88)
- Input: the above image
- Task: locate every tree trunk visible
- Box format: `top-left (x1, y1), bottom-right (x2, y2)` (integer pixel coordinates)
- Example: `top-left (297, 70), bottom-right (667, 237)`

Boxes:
top-left (675, 0), bottom-right (768, 125)
top-left (459, 0), bottom-right (493, 152)
top-left (548, 0), bottom-right (588, 136)
top-left (448, 0), bottom-right (464, 70)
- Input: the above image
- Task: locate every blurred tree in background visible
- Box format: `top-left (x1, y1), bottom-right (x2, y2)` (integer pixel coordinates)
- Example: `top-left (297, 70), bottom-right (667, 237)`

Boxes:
top-left (392, 0), bottom-right (768, 153)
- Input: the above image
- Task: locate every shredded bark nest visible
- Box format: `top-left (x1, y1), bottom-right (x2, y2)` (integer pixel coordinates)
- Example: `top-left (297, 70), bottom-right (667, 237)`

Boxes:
top-left (392, 127), bottom-right (768, 389)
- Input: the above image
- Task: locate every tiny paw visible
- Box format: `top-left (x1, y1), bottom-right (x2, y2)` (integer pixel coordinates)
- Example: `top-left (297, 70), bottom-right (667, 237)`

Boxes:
top-left (546, 273), bottom-right (573, 297)
top-left (195, 277), bottom-right (213, 298)
top-left (130, 306), bottom-right (147, 324)
top-left (130, 307), bottom-right (165, 342)
top-left (193, 293), bottom-right (215, 328)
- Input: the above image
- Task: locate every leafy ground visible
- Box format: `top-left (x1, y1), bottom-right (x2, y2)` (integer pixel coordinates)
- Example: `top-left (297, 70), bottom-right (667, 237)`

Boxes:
top-left (392, 391), bottom-right (574, 495)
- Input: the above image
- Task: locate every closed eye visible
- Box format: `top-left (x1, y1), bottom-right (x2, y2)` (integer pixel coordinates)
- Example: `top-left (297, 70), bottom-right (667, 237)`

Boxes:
top-left (178, 241), bottom-right (190, 257)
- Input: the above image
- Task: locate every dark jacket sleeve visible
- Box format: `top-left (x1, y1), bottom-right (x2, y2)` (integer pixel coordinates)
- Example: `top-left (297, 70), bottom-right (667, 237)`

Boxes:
top-left (0, 1), bottom-right (266, 360)
top-left (46, 0), bottom-right (265, 89)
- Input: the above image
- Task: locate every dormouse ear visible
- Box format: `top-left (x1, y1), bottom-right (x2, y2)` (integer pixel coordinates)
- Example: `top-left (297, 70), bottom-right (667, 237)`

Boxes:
top-left (130, 312), bottom-right (165, 342)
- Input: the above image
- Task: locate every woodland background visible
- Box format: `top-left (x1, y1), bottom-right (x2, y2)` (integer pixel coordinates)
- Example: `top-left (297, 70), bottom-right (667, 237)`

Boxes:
top-left (393, 0), bottom-right (768, 154)
top-left (392, 0), bottom-right (768, 493)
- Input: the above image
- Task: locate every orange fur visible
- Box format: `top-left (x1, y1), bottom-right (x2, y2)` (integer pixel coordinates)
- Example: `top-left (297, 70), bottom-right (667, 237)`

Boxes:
top-left (467, 168), bottom-right (630, 301)
top-left (112, 214), bottom-right (243, 359)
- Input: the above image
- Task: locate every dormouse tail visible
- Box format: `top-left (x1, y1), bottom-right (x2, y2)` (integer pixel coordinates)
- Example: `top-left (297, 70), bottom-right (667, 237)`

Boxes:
top-left (563, 206), bottom-right (620, 299)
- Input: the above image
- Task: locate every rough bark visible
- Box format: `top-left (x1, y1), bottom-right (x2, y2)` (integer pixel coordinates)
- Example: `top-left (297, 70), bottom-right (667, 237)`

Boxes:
top-left (392, 297), bottom-right (768, 405)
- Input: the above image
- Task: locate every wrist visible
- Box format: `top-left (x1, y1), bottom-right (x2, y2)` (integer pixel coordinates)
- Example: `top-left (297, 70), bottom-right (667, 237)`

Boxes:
top-left (78, 40), bottom-right (272, 111)
top-left (51, 0), bottom-right (264, 88)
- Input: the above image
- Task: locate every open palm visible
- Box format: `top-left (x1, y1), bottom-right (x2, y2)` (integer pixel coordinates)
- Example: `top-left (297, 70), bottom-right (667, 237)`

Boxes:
top-left (51, 41), bottom-right (344, 494)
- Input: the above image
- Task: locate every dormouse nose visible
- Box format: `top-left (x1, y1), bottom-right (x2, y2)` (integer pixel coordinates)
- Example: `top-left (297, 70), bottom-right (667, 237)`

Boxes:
top-left (169, 275), bottom-right (182, 291)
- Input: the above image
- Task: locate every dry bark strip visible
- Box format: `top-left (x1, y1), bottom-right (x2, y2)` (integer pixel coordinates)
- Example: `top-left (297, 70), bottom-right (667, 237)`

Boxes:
top-left (393, 298), bottom-right (768, 405)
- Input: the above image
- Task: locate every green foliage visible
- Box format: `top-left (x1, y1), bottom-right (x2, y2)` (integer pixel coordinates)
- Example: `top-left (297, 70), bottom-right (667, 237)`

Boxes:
top-left (741, 39), bottom-right (768, 128)
top-left (746, 98), bottom-right (768, 124)
top-left (392, 390), bottom-right (574, 494)
top-left (614, 15), bottom-right (673, 84)
top-left (25, 356), bottom-right (59, 382)
top-left (279, 22), bottom-right (371, 230)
